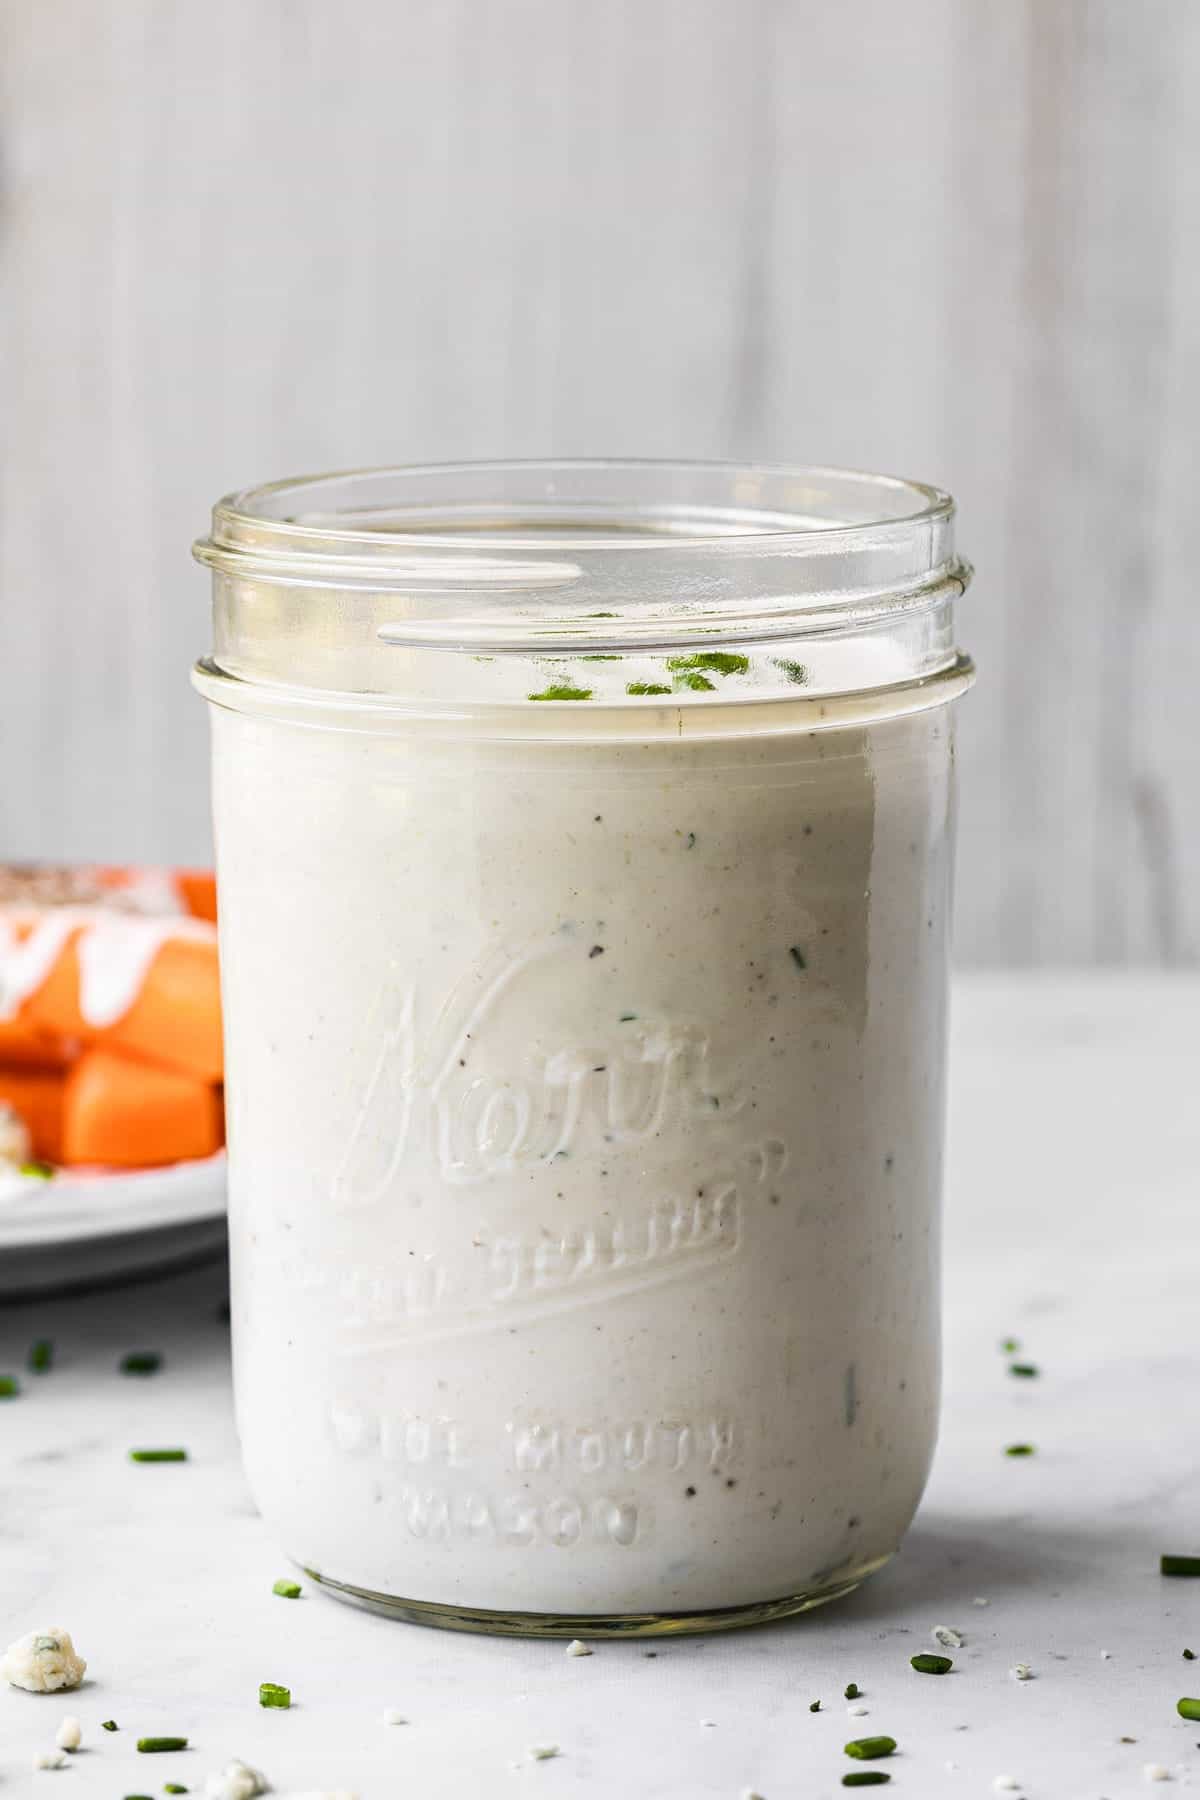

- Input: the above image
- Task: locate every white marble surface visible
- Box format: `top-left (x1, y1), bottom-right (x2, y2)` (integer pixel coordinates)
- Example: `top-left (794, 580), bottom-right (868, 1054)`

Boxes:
top-left (2, 974), bottom-right (1199, 1799)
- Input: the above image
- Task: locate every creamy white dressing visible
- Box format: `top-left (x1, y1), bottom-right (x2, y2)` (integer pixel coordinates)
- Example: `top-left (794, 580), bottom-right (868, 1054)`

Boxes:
top-left (213, 694), bottom-right (955, 1620)
top-left (0, 908), bottom-right (216, 1028)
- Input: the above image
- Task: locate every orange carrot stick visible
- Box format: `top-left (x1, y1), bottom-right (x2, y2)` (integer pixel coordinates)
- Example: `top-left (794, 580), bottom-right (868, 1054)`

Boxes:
top-left (103, 937), bottom-right (224, 1082)
top-left (22, 928), bottom-right (223, 1083)
top-left (62, 1048), bottom-right (223, 1169)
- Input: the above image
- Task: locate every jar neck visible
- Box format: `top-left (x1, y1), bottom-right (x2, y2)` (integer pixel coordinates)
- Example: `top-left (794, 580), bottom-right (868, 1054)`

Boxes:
top-left (193, 460), bottom-right (971, 714)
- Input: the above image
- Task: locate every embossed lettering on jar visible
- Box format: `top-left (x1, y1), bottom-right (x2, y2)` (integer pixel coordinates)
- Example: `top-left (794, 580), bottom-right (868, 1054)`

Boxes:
top-left (193, 460), bottom-right (974, 1635)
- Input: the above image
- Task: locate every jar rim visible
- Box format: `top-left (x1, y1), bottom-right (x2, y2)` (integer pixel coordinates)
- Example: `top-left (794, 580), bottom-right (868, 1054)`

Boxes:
top-left (197, 458), bottom-right (954, 567)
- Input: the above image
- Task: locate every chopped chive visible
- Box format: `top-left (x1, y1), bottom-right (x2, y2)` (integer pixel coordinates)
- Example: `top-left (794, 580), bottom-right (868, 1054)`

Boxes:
top-left (125, 1794), bottom-right (155, 1799)
top-left (844, 1735), bottom-right (897, 1759)
top-left (773, 657), bottom-right (809, 685)
top-left (789, 946), bottom-right (807, 971)
top-left (580, 654), bottom-right (620, 662)
top-left (1001, 1336), bottom-right (1020, 1353)
top-left (843, 1778), bottom-right (891, 1790)
top-left (528, 685), bottom-right (592, 702)
top-left (809, 1700), bottom-right (821, 1712)
top-left (844, 1683), bottom-right (860, 1700)
top-left (165, 1787), bottom-right (189, 1795)
top-left (28, 1339), bottom-right (53, 1373)
top-left (1185, 1649), bottom-right (1197, 1660)
top-left (137, 1737), bottom-right (188, 1752)
top-left (1162, 1555), bottom-right (1200, 1577)
top-left (1008, 1362), bottom-right (1039, 1378)
top-left (101, 1720), bottom-right (118, 1731)
top-left (0, 1375), bottom-right (18, 1399)
top-left (259, 1681), bottom-right (291, 1709)
top-left (625, 681), bottom-right (672, 696)
top-left (584, 612), bottom-right (617, 618)
top-left (911, 1653), bottom-right (953, 1674)
top-left (1177, 1698), bottom-right (1200, 1721)
top-left (129, 1448), bottom-right (188, 1463)
top-left (273, 1578), bottom-right (302, 1598)
top-left (619, 1013), bottom-right (637, 1023)
top-left (666, 652), bottom-right (749, 677)
top-left (1005, 1443), bottom-right (1036, 1457)
top-left (19, 1159), bottom-right (55, 1180)
top-left (121, 1351), bottom-right (163, 1376)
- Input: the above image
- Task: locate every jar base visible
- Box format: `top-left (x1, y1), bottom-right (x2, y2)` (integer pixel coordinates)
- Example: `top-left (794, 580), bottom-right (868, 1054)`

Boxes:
top-left (299, 1550), bottom-right (895, 1639)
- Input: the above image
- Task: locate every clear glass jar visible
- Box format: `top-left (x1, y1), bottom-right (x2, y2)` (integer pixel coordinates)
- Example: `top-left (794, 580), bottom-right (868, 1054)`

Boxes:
top-left (193, 460), bottom-right (973, 1637)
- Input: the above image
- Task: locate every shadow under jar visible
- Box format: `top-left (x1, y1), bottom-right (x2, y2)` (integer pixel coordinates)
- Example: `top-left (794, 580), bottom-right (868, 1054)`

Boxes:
top-left (192, 460), bottom-right (974, 1637)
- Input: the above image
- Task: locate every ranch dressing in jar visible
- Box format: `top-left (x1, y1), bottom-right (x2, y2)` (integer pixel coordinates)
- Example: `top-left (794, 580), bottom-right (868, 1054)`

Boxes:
top-left (194, 460), bottom-right (973, 1634)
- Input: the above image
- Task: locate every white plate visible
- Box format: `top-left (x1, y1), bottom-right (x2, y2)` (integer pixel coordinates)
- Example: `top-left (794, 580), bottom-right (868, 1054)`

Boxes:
top-left (0, 1154), bottom-right (227, 1298)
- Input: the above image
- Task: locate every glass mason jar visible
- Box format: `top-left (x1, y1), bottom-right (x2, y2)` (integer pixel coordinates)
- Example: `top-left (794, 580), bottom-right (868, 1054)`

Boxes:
top-left (193, 460), bottom-right (973, 1637)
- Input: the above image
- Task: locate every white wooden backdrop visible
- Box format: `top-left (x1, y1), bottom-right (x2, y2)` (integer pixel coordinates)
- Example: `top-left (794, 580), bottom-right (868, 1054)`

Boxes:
top-left (2, 0), bottom-right (1197, 965)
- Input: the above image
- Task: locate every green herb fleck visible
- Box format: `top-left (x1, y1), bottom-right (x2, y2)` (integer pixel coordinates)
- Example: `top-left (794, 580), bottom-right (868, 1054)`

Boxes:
top-left (843, 1777), bottom-right (891, 1790)
top-left (102, 1720), bottom-right (118, 1732)
top-left (673, 670), bottom-right (715, 692)
top-left (33, 1636), bottom-right (60, 1651)
top-left (773, 658), bottom-right (809, 685)
top-left (580, 654), bottom-right (621, 662)
top-left (619, 1013), bottom-right (637, 1023)
top-left (685, 832), bottom-right (696, 849)
top-left (1001, 1336), bottom-right (1021, 1352)
top-left (844, 1735), bottom-right (896, 1759)
top-left (809, 1699), bottom-right (821, 1712)
top-left (1008, 1362), bottom-right (1039, 1378)
top-left (789, 946), bottom-right (807, 971)
top-left (1005, 1443), bottom-right (1035, 1457)
top-left (1177, 1698), bottom-right (1200, 1722)
top-left (136, 1737), bottom-right (188, 1753)
top-left (273, 1577), bottom-right (302, 1598)
top-left (164, 1787), bottom-right (189, 1795)
top-left (259, 1681), bottom-right (291, 1709)
top-left (1163, 1555), bottom-right (1200, 1577)
top-left (0, 1375), bottom-right (19, 1399)
top-left (129, 1448), bottom-right (188, 1463)
top-left (19, 1159), bottom-right (55, 1180)
top-left (584, 612), bottom-right (617, 618)
top-left (28, 1339), bottom-right (53, 1373)
top-left (125, 1794), bottom-right (155, 1799)
top-left (528, 684), bottom-right (592, 702)
top-left (1185, 1648), bottom-right (1197, 1660)
top-left (121, 1351), bottom-right (163, 1376)
top-left (844, 1683), bottom-right (860, 1700)
top-left (626, 682), bottom-right (672, 696)
top-left (911, 1652), bottom-right (953, 1674)
top-left (666, 652), bottom-right (749, 677)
